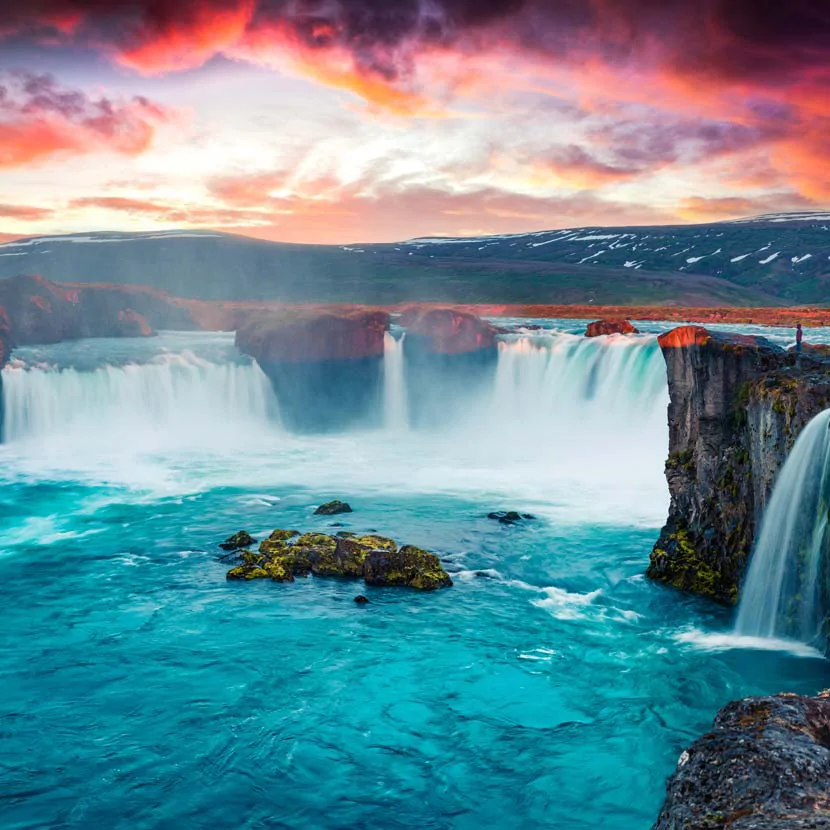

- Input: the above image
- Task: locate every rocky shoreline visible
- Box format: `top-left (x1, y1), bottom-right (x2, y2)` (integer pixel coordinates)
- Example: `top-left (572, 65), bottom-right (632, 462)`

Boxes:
top-left (654, 692), bottom-right (830, 829)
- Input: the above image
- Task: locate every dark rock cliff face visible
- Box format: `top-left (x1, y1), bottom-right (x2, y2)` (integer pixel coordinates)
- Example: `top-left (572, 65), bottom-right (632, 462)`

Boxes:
top-left (400, 308), bottom-right (499, 427)
top-left (0, 275), bottom-right (197, 347)
top-left (0, 274), bottom-right (200, 441)
top-left (654, 693), bottom-right (830, 829)
top-left (647, 326), bottom-right (830, 604)
top-left (236, 309), bottom-right (390, 432)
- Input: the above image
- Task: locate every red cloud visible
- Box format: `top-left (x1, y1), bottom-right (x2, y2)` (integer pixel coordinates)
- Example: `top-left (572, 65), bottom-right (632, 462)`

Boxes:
top-left (0, 72), bottom-right (173, 168)
top-left (0, 203), bottom-right (54, 220)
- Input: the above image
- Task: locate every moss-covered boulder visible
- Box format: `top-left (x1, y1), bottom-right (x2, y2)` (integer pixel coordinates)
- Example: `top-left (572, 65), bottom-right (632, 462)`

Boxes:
top-left (364, 545), bottom-right (453, 591)
top-left (220, 530), bottom-right (256, 551)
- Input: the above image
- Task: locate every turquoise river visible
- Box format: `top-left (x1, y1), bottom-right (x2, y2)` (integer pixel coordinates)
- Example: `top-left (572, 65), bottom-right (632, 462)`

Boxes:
top-left (1, 320), bottom-right (828, 829)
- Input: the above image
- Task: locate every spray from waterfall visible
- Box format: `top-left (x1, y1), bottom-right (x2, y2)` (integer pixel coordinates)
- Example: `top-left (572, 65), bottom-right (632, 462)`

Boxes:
top-left (735, 409), bottom-right (830, 647)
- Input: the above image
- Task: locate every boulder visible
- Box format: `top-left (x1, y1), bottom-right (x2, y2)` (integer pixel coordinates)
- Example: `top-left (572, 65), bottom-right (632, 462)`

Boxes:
top-left (364, 545), bottom-right (453, 590)
top-left (401, 307), bottom-right (498, 354)
top-left (354, 595), bottom-right (370, 604)
top-left (585, 319), bottom-right (639, 337)
top-left (235, 308), bottom-right (390, 432)
top-left (654, 693), bottom-right (830, 829)
top-left (487, 511), bottom-right (536, 525)
top-left (314, 500), bottom-right (353, 516)
top-left (220, 531), bottom-right (256, 551)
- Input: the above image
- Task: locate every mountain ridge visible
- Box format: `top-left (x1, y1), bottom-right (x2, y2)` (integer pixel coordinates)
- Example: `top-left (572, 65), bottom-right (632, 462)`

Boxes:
top-left (1, 212), bottom-right (828, 306)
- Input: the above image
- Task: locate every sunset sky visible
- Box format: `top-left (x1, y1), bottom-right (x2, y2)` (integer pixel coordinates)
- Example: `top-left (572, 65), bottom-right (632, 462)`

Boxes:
top-left (0, 0), bottom-right (827, 244)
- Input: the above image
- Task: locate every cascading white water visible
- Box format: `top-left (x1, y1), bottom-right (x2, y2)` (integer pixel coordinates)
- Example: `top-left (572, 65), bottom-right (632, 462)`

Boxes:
top-left (383, 332), bottom-right (408, 431)
top-left (735, 409), bottom-right (830, 646)
top-left (0, 328), bottom-right (670, 522)
top-left (2, 350), bottom-right (277, 447)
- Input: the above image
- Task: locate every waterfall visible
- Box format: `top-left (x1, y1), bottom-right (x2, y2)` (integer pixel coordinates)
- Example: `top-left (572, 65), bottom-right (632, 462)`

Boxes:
top-left (735, 410), bottom-right (830, 646)
top-left (383, 332), bottom-right (408, 430)
top-left (2, 350), bottom-right (277, 446)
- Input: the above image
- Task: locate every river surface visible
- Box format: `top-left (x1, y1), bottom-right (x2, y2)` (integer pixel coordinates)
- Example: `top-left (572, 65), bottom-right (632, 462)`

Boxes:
top-left (1, 321), bottom-right (828, 829)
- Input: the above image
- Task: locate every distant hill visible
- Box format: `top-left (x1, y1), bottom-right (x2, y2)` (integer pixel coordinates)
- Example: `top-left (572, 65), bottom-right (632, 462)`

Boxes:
top-left (1, 212), bottom-right (828, 306)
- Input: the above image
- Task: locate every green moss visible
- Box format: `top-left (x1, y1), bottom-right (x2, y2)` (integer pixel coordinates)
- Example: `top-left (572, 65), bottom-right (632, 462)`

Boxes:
top-left (666, 449), bottom-right (695, 473)
top-left (263, 560), bottom-right (295, 582)
top-left (226, 565), bottom-right (269, 581)
top-left (364, 545), bottom-right (453, 590)
top-left (354, 534), bottom-right (397, 552)
top-left (267, 529), bottom-right (300, 542)
top-left (650, 528), bottom-right (738, 605)
top-left (295, 533), bottom-right (337, 551)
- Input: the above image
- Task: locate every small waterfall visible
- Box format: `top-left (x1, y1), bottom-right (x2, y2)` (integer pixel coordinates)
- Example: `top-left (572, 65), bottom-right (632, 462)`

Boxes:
top-left (736, 410), bottom-right (830, 646)
top-left (2, 350), bottom-right (277, 445)
top-left (383, 332), bottom-right (408, 430)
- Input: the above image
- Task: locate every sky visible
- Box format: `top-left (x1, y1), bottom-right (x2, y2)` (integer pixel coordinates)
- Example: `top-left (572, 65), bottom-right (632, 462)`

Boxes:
top-left (0, 0), bottom-right (827, 244)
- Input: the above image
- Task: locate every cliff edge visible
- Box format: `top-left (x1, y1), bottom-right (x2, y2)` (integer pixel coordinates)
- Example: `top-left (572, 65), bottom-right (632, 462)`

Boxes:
top-left (647, 326), bottom-right (830, 604)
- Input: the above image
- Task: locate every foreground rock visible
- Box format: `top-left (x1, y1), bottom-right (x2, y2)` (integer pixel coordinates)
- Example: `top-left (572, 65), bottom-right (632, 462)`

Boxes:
top-left (585, 319), bottom-right (639, 337)
top-left (400, 307), bottom-right (499, 426)
top-left (654, 692), bottom-right (830, 829)
top-left (648, 326), bottom-right (830, 604)
top-left (236, 308), bottom-right (390, 432)
top-left (223, 529), bottom-right (452, 591)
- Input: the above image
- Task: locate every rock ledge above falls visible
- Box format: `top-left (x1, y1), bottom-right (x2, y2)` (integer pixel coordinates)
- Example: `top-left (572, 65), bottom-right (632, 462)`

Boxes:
top-left (647, 325), bottom-right (830, 604)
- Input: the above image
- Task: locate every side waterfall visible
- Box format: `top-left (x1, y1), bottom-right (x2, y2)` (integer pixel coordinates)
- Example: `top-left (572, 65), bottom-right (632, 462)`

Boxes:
top-left (1, 350), bottom-right (277, 444)
top-left (736, 409), bottom-right (830, 646)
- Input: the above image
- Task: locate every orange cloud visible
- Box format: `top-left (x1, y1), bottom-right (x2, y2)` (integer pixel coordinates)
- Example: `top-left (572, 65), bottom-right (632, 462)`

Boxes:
top-left (0, 203), bottom-right (54, 220)
top-left (675, 195), bottom-right (815, 223)
top-left (0, 72), bottom-right (173, 168)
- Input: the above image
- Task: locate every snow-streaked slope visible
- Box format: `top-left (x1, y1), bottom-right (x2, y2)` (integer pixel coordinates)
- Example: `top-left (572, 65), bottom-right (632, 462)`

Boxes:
top-left (0, 213), bottom-right (827, 305)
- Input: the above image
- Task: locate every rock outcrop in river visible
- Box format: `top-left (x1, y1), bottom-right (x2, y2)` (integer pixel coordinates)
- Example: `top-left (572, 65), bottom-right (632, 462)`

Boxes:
top-left (654, 692), bottom-right (830, 829)
top-left (585, 319), bottom-right (639, 337)
top-left (0, 274), bottom-right (198, 440)
top-left (235, 308), bottom-right (390, 432)
top-left (222, 529), bottom-right (453, 590)
top-left (400, 307), bottom-right (499, 427)
top-left (0, 275), bottom-right (197, 350)
top-left (648, 326), bottom-right (830, 604)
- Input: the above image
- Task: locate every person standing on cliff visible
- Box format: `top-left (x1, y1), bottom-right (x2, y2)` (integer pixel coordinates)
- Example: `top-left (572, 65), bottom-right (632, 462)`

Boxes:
top-left (796, 323), bottom-right (803, 354)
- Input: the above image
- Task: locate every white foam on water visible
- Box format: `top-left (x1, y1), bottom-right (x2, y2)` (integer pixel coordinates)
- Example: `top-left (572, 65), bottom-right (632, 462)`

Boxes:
top-left (676, 629), bottom-right (824, 659)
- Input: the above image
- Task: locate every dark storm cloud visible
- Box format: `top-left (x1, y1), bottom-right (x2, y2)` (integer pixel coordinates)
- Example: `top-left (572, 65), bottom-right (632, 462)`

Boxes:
top-left (2, 0), bottom-right (826, 86)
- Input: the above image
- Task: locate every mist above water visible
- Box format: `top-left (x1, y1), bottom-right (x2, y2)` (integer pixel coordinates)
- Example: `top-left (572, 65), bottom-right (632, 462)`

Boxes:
top-left (0, 330), bottom-right (669, 525)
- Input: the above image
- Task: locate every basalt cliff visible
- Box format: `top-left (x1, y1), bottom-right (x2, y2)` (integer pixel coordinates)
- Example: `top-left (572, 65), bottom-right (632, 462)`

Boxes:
top-left (647, 326), bottom-right (830, 604)
top-left (0, 274), bottom-right (200, 439)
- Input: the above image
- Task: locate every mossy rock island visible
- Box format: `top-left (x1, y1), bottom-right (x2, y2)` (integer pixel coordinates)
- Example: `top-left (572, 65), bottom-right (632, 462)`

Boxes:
top-left (221, 529), bottom-right (452, 592)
